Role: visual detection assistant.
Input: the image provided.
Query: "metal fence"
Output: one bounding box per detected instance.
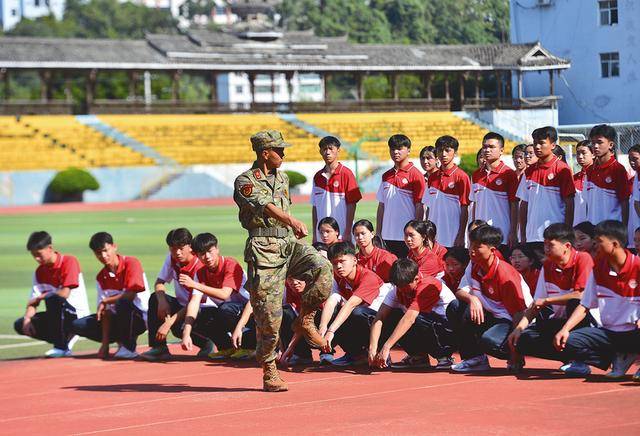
[558,122,640,153]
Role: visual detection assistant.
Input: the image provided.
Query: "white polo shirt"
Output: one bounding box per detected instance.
[584,156,630,225]
[423,164,471,247]
[376,162,425,241]
[95,254,151,321]
[580,252,640,332]
[157,254,204,306]
[573,168,589,226]
[471,161,518,242]
[516,156,575,243]
[311,162,362,240]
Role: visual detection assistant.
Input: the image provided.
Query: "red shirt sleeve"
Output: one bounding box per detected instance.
[558,166,576,199]
[458,172,471,206]
[352,269,383,306]
[615,165,631,201]
[60,256,80,289]
[500,276,527,316]
[376,250,397,282]
[573,252,594,292]
[222,258,244,291]
[344,169,363,204]
[412,169,426,204]
[506,169,518,202]
[123,257,146,293]
[409,280,441,313]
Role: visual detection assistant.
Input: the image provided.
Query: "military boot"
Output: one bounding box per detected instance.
[293,309,327,348]
[263,361,288,392]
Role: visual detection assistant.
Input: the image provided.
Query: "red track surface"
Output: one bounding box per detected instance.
[1,345,637,435]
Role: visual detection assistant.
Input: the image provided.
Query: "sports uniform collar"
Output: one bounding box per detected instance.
[596,155,616,170]
[555,248,578,270]
[106,254,126,275]
[51,251,63,269]
[486,160,505,174]
[323,162,343,177]
[358,245,378,261]
[479,255,500,281]
[440,163,459,177]
[613,249,635,277]
[211,256,225,274]
[537,155,559,170]
[175,254,200,274]
[347,264,363,286]
[394,162,414,173]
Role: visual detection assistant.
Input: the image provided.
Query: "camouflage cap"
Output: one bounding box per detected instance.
[251,130,293,151]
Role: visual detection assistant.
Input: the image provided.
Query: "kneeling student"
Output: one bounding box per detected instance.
[508,223,594,368]
[555,220,640,381]
[14,231,90,357]
[320,241,392,366]
[72,232,150,359]
[369,258,457,370]
[447,225,532,372]
[180,232,249,358]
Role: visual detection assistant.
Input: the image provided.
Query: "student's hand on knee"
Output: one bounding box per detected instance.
[469,296,484,325]
[96,301,107,321]
[231,328,243,349]
[554,329,569,351]
[157,298,170,320]
[156,320,171,341]
[507,328,522,351]
[22,318,35,336]
[181,334,193,351]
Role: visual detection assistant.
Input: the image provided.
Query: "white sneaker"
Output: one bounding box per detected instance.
[605,353,638,379]
[114,346,138,360]
[451,354,490,373]
[45,348,72,358]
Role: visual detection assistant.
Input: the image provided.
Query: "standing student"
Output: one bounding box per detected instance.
[369,258,457,370]
[14,231,90,358]
[573,141,594,226]
[72,232,150,359]
[508,224,595,368]
[447,225,532,372]
[555,220,639,381]
[419,145,439,184]
[320,242,392,366]
[471,132,519,248]
[626,144,640,248]
[423,135,471,248]
[512,144,528,183]
[509,244,541,294]
[353,219,397,282]
[311,136,362,242]
[139,228,208,361]
[585,124,630,228]
[443,247,470,292]
[524,144,538,167]
[517,126,575,251]
[404,220,446,278]
[179,232,250,359]
[377,134,426,258]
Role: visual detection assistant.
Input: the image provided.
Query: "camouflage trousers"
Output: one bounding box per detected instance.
[246,239,332,364]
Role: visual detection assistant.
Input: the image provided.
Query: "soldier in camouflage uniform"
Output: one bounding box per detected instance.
[233,130,333,392]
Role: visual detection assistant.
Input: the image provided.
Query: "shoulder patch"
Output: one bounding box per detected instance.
[253,170,262,179]
[240,183,254,197]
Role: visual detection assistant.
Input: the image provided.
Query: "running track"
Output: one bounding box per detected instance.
[1,346,638,435]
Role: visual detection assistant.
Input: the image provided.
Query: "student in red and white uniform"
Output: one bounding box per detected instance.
[181,232,249,360]
[626,144,640,248]
[319,242,393,366]
[313,216,341,258]
[405,220,446,278]
[555,220,640,381]
[72,232,150,360]
[311,136,362,242]
[14,231,90,358]
[139,228,206,361]
[512,144,528,184]
[573,140,594,225]
[423,135,471,248]
[352,219,397,283]
[584,125,630,229]
[369,258,457,370]
[508,224,595,366]
[376,134,426,258]
[447,225,532,372]
[443,247,470,292]
[419,145,439,184]
[509,244,541,293]
[517,126,575,250]
[472,132,519,247]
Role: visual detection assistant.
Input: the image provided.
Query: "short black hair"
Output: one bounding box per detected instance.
[483,132,505,148]
[574,221,595,238]
[628,143,640,155]
[469,225,503,247]
[532,126,558,143]
[26,231,51,251]
[388,134,411,149]
[89,232,114,251]
[543,223,575,246]
[327,241,356,260]
[319,136,341,149]
[510,244,542,269]
[575,139,594,154]
[589,124,617,142]
[467,219,488,233]
[389,258,419,287]
[444,247,470,267]
[594,220,627,246]
[435,135,459,153]
[512,143,527,157]
[191,232,218,254]
[165,228,193,247]
[318,216,340,233]
[419,145,436,158]
[404,219,437,245]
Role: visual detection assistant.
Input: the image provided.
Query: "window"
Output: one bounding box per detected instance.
[11,8,17,15]
[599,0,618,25]
[600,52,620,78]
[300,84,321,94]
[235,85,244,94]
[34,0,40,6]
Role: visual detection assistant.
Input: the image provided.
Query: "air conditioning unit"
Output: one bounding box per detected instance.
[537,0,553,6]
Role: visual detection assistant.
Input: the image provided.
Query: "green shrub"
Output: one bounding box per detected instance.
[48,168,100,195]
[285,170,307,188]
[458,154,478,177]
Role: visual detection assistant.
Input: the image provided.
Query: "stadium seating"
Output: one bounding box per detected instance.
[297,112,516,159]
[99,114,321,164]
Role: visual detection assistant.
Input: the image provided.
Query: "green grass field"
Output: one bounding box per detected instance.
[0,200,378,360]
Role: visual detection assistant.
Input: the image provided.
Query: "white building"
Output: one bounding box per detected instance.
[510,0,640,124]
[0,0,65,31]
[217,72,324,105]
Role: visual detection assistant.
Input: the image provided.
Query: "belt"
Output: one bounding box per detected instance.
[249,227,289,238]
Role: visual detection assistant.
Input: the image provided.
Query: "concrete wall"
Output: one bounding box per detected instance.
[510,0,640,124]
